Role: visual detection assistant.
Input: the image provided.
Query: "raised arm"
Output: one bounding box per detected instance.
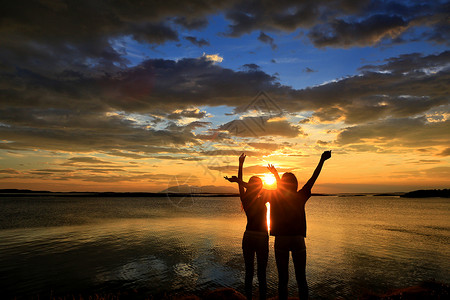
[267,164,280,186]
[238,153,246,198]
[224,153,248,198]
[303,151,331,191]
[224,176,249,188]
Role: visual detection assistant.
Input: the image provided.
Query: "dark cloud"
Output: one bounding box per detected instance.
[303,67,317,73]
[291,51,450,124]
[0,0,231,77]
[308,14,408,48]
[219,117,306,138]
[130,22,179,44]
[0,169,19,174]
[184,36,210,47]
[67,157,113,164]
[1,0,448,160]
[257,32,277,50]
[0,110,202,155]
[336,117,450,148]
[173,16,209,30]
[437,148,450,157]
[0,0,446,83]
[222,0,447,47]
[242,63,261,71]
[223,0,366,37]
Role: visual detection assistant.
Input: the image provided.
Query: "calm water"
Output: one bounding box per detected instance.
[0,195,449,299]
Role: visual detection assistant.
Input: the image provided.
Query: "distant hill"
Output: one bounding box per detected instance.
[0,189,51,193]
[160,184,238,194]
[400,189,449,198]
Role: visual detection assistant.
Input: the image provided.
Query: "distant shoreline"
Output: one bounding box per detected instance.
[0,189,331,197]
[0,189,448,198]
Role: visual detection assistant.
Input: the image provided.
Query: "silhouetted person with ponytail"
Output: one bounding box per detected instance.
[225,153,268,300]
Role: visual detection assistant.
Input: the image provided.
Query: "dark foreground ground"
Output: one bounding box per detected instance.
[17,280,449,300]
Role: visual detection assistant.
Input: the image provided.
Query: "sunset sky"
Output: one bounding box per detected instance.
[0,0,449,193]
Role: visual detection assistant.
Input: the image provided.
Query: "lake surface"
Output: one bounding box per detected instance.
[0,195,449,299]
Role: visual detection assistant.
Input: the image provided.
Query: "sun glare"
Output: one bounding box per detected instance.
[263,173,276,187]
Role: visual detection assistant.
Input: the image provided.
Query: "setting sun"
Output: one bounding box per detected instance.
[263,173,276,188]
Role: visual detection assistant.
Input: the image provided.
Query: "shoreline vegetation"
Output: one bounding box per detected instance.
[0,189,448,198]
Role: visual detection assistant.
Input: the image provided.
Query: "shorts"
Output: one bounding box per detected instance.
[242,230,269,253]
[274,235,306,253]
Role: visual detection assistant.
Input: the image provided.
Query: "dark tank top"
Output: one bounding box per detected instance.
[269,188,311,237]
[242,190,268,232]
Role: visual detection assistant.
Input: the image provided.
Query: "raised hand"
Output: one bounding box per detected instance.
[321,150,332,161]
[224,175,239,182]
[267,163,280,183]
[239,153,246,165]
[267,164,277,174]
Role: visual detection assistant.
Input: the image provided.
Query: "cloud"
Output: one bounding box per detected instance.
[173,16,209,30]
[202,53,224,63]
[223,0,361,37]
[248,142,281,151]
[336,117,450,148]
[200,149,263,157]
[209,165,293,174]
[0,0,446,83]
[1,47,448,156]
[290,51,450,124]
[0,110,202,154]
[222,0,448,47]
[303,67,317,73]
[167,108,208,120]
[67,157,113,164]
[130,22,179,44]
[0,168,19,174]
[242,63,261,71]
[308,14,408,48]
[316,140,330,146]
[184,36,210,47]
[257,32,277,50]
[219,117,306,138]
[392,166,450,179]
[437,148,450,157]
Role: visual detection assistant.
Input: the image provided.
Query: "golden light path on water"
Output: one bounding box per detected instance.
[266,202,270,231]
[262,172,276,231]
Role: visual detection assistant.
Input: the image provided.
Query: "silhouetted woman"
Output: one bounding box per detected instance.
[225,153,268,300]
[268,151,331,300]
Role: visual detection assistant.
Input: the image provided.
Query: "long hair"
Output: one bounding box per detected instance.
[247,176,263,192]
[281,172,298,192]
[242,176,263,210]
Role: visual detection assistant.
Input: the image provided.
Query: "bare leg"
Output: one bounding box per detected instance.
[292,250,308,300]
[256,243,268,300]
[275,248,289,300]
[243,246,255,300]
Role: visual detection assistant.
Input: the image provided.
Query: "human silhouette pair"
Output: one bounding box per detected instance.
[225,151,332,300]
